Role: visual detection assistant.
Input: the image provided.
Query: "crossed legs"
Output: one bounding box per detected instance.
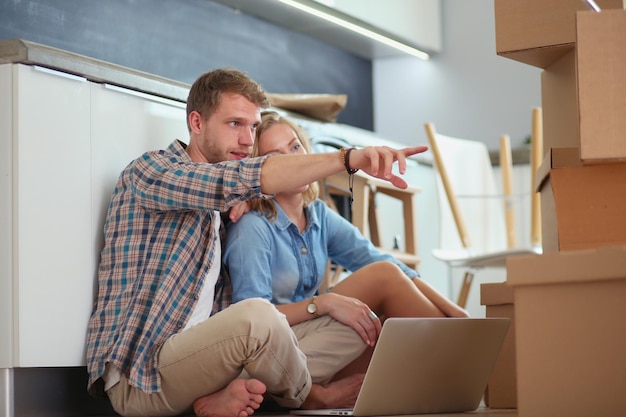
[107,298,310,417]
[107,298,368,417]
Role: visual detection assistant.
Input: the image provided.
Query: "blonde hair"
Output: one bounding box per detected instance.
[251,111,319,221]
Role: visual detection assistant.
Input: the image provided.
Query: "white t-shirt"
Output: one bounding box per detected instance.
[184,212,220,330]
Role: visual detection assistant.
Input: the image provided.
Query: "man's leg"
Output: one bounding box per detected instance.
[107,298,311,416]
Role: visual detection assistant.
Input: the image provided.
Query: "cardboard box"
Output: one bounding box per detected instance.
[536,148,626,252]
[576,9,626,163]
[507,246,626,417]
[480,282,516,409]
[494,0,624,68]
[541,49,578,156]
[540,12,626,161]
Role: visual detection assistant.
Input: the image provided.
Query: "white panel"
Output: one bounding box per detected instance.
[212,0,439,58]
[90,83,188,277]
[15,65,92,366]
[0,65,14,368]
[5,65,188,368]
[327,0,442,51]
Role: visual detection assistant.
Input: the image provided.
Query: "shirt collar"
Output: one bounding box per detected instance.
[169,139,192,162]
[274,201,321,232]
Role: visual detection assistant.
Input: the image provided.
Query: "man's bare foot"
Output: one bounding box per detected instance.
[300,374,365,409]
[193,378,267,417]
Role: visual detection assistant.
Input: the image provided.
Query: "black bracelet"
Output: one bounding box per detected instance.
[341,147,359,174]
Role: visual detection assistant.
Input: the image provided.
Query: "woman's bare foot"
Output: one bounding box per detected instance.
[300,374,365,409]
[193,378,267,417]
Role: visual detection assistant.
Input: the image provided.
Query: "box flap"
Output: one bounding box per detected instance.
[497,44,574,69]
[480,282,514,306]
[507,246,626,287]
[535,147,582,192]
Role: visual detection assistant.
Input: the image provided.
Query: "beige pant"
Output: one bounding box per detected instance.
[107,298,365,416]
[291,314,366,384]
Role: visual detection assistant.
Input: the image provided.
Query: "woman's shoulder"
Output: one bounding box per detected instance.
[227,209,270,232]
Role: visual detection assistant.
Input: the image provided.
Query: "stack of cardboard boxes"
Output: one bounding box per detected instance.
[481,2,626,416]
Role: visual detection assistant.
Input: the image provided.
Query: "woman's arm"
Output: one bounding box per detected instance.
[274,293,379,347]
[319,201,467,318]
[223,214,276,303]
[320,202,416,278]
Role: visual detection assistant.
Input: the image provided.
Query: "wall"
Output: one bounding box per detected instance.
[0,0,373,129]
[372,0,542,315]
[373,0,542,151]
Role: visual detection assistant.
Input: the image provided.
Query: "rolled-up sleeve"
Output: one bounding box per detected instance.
[130,144,272,212]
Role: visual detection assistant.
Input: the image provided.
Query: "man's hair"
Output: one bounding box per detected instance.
[250,111,320,221]
[186,67,270,131]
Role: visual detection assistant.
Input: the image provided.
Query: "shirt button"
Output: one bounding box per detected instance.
[194,293,199,300]
[301,247,308,254]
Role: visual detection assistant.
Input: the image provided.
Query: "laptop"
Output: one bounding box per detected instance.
[291,317,510,416]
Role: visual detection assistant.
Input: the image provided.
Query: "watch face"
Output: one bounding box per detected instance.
[307,301,317,314]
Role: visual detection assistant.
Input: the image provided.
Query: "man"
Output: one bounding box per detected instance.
[86,67,426,417]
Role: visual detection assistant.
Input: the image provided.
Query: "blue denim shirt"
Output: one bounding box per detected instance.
[223,199,418,305]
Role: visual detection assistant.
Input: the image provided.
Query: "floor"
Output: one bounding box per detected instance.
[84,409,518,417]
[258,409,518,417]
[7,367,520,417]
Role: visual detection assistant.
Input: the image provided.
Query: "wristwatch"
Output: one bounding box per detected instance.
[307,296,318,316]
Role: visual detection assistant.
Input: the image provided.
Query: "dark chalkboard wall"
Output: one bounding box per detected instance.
[0,0,373,129]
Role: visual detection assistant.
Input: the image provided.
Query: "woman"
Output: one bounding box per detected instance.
[223,111,468,350]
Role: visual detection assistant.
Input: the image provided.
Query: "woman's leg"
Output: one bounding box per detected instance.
[410,276,470,317]
[291,315,367,385]
[331,261,446,318]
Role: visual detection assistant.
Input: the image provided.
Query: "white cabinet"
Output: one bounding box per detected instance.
[14,65,91,367]
[90,83,188,270]
[0,63,188,367]
[0,64,14,368]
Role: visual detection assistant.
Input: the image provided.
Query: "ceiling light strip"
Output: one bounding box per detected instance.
[275,0,430,60]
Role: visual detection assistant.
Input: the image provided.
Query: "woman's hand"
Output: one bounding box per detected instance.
[229,201,251,223]
[318,293,382,347]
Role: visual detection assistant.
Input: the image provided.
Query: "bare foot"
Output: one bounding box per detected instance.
[193,378,267,417]
[300,374,365,409]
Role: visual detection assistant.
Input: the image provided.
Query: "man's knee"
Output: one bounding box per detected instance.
[230,298,292,336]
[232,297,281,320]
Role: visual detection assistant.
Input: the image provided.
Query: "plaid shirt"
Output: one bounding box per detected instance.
[86,140,271,395]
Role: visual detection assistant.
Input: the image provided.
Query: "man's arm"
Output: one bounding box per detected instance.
[259,146,427,195]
